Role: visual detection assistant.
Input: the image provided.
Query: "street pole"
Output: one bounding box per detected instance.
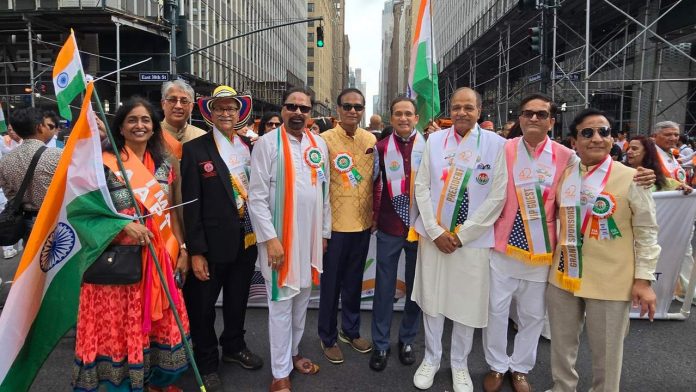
[166,0,178,78]
[177,17,323,61]
[28,19,35,107]
[584,0,591,108]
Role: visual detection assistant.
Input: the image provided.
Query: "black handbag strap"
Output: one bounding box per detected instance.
[10,145,47,210]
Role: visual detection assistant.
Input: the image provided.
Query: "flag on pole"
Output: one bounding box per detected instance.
[0,83,130,391]
[52,30,86,121]
[407,0,441,132]
[0,103,7,133]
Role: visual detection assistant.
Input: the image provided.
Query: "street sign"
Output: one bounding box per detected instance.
[139,72,170,82]
[528,73,541,83]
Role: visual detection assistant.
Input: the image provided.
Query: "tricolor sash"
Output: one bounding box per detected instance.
[103,148,181,331]
[384,130,425,241]
[433,127,481,233]
[212,128,256,248]
[557,156,618,292]
[271,126,326,301]
[657,147,686,183]
[508,138,554,264]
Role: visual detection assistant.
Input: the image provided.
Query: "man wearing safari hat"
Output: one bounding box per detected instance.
[181,85,261,391]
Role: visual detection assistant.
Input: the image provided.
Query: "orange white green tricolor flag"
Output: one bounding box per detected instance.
[52,30,86,121]
[0,83,129,391]
[407,0,440,132]
[0,103,6,133]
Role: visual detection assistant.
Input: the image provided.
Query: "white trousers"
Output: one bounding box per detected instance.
[265,280,312,379]
[423,312,474,369]
[483,270,547,373]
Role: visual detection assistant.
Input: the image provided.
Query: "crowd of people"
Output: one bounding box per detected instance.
[0,78,693,392]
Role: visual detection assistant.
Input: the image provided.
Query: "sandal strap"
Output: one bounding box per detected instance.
[270,378,291,392]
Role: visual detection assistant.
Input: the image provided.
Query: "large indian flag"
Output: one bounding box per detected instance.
[52,30,86,121]
[407,0,441,131]
[0,103,6,133]
[0,83,130,391]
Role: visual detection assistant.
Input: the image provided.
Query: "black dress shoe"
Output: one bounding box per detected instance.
[369,349,390,371]
[202,372,223,392]
[222,348,263,370]
[398,342,416,365]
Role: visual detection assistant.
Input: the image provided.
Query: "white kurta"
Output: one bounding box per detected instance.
[248,128,332,298]
[411,132,507,328]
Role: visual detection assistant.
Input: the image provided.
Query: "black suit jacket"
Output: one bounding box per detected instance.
[182,132,248,263]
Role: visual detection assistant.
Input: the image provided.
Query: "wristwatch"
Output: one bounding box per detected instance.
[180,243,187,251]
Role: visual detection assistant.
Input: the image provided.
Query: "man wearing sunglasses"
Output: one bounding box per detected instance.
[318,87,377,364]
[42,110,60,148]
[546,108,658,392]
[411,87,508,392]
[160,80,207,160]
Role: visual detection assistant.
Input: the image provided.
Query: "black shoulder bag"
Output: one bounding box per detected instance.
[0,146,47,246]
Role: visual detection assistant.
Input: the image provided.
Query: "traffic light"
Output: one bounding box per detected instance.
[316,26,324,48]
[518,0,539,10]
[528,26,542,55]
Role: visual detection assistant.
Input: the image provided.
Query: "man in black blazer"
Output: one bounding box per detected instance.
[182,85,261,392]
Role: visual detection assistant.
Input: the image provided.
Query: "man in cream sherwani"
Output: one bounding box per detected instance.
[411,87,508,392]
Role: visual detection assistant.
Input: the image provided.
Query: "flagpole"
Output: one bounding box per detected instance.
[428,0,436,124]
[89,82,207,392]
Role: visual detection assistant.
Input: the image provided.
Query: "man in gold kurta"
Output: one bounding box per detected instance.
[318,88,377,364]
[547,108,659,392]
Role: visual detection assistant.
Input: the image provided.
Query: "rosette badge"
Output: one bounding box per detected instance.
[589,192,621,240]
[333,152,363,187]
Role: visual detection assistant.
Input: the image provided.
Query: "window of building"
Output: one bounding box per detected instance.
[308,77,314,87]
[308,32,314,42]
[308,47,314,57]
[308,62,314,71]
[309,20,315,27]
[308,3,314,12]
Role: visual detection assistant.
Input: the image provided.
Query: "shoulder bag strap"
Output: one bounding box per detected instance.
[11,145,48,209]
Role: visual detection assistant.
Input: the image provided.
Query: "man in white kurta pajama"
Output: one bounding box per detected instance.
[411,88,508,392]
[248,88,331,392]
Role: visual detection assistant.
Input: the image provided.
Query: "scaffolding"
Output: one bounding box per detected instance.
[437,0,696,137]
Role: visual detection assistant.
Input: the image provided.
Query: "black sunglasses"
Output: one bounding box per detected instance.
[579,126,612,139]
[266,121,281,127]
[341,103,365,112]
[284,103,312,114]
[520,110,550,120]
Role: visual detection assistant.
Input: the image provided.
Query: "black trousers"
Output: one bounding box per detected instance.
[318,230,371,346]
[183,243,257,374]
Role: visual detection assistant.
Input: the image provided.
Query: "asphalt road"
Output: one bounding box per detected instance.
[2,255,696,391]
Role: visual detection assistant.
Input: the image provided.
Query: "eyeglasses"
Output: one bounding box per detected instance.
[212,106,239,115]
[266,121,281,127]
[393,111,415,118]
[579,126,612,139]
[283,103,312,114]
[44,123,56,130]
[341,103,365,112]
[164,97,192,105]
[520,110,551,120]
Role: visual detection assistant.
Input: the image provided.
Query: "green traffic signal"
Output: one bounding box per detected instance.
[316,26,325,48]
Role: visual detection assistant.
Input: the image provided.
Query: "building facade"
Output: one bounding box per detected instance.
[0,0,315,121]
[307,0,345,116]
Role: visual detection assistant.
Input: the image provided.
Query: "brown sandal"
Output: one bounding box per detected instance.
[269,377,291,392]
[292,355,320,375]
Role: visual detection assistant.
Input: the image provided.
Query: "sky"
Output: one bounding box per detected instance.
[344,0,386,120]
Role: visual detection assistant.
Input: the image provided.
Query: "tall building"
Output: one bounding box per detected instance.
[0,0,308,120]
[432,0,696,135]
[307,0,345,116]
[378,0,415,120]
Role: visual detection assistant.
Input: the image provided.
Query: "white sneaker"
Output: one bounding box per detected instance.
[3,248,17,259]
[413,360,439,390]
[451,367,473,392]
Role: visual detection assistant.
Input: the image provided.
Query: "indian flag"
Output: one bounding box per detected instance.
[407,0,441,132]
[0,83,130,391]
[52,30,86,121]
[0,103,6,133]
